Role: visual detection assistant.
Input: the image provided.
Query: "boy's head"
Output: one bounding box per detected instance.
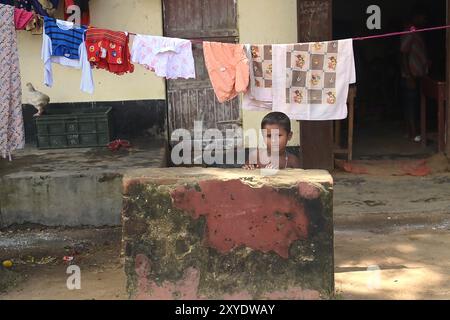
[261,112,293,154]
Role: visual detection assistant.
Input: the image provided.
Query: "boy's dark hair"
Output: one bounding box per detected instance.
[261,112,292,133]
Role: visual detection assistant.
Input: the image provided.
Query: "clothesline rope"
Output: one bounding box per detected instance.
[44,16,208,42]
[13,3,450,44]
[353,25,450,41]
[49,18,450,43]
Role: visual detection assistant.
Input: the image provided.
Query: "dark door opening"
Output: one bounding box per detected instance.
[333,0,447,159]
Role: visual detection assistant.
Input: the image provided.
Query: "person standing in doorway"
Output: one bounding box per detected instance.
[400,7,429,143]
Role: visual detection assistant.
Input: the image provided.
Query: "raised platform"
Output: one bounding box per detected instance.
[0,140,167,227]
[122,168,334,300]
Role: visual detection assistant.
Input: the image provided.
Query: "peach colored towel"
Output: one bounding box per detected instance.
[203,42,250,103]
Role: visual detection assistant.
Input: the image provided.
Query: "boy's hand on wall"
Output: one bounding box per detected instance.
[242,164,259,170]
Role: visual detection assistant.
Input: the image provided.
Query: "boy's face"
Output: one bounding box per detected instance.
[262,124,293,154]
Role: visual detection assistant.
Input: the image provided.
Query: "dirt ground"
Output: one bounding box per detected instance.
[334,224,450,299]
[0,221,449,300]
[0,227,128,300]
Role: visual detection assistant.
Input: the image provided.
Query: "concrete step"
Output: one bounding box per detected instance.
[0,142,167,227]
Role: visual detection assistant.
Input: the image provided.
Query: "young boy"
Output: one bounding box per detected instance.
[243,112,300,170]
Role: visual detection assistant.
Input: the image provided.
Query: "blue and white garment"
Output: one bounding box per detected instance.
[41,17,94,94]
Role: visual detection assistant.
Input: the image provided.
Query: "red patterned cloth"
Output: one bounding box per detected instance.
[14,8,34,30]
[85,28,134,75]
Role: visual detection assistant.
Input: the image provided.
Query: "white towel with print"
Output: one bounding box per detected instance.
[242,44,273,111]
[272,39,356,120]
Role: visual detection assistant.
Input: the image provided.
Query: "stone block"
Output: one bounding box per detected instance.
[122,168,334,300]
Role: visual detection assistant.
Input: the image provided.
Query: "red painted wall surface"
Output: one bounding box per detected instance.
[171,179,310,258]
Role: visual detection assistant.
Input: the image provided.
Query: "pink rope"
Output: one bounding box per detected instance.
[353,25,450,41]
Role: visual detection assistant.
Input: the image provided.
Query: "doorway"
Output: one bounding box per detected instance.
[333,0,447,159]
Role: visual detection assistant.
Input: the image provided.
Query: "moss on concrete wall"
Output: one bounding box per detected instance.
[122,169,334,299]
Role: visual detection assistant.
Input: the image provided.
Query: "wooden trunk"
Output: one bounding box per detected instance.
[297,0,335,170]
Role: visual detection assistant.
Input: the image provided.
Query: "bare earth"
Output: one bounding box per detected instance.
[334,225,450,299]
[1,222,449,300]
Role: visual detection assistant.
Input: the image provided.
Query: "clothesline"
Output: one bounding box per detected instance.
[24,8,450,44]
[353,24,450,41]
[43,16,206,43]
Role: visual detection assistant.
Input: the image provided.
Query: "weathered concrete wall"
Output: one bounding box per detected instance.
[0,141,167,227]
[122,168,334,300]
[0,172,123,227]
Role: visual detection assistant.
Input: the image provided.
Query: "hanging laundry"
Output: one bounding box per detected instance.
[242,44,274,111]
[242,92,272,111]
[0,0,58,33]
[131,35,196,79]
[203,42,249,103]
[8,0,59,17]
[244,40,356,120]
[271,39,356,120]
[64,0,89,26]
[0,3,25,160]
[26,13,44,34]
[14,7,34,29]
[85,28,134,75]
[42,16,94,94]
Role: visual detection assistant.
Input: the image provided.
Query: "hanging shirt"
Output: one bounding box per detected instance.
[0,0,46,33]
[14,7,34,30]
[85,28,134,75]
[203,42,249,103]
[0,3,25,160]
[42,17,94,94]
[131,34,196,79]
[1,0,59,16]
[21,0,58,17]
